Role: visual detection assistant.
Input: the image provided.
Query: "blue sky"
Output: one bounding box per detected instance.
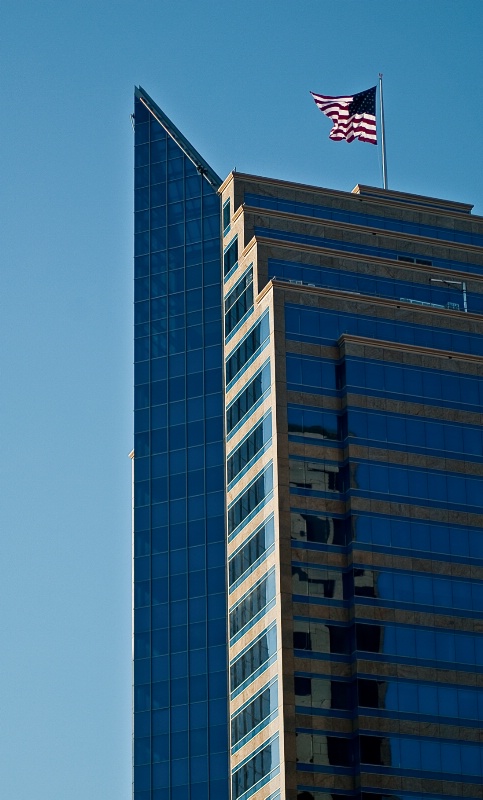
[1,1,482,797]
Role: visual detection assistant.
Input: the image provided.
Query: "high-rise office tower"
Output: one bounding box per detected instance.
[132,88,483,800]
[220,172,483,800]
[132,87,229,800]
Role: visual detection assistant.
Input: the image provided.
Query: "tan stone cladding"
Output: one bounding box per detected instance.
[219,171,482,230]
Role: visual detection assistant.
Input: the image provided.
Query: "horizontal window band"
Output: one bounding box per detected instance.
[353,597,483,619]
[225,306,254,344]
[296,703,483,730]
[225,309,269,366]
[231,732,279,771]
[289,432,483,465]
[290,536,483,565]
[356,764,483,784]
[226,389,271,443]
[285,303,483,358]
[231,709,278,754]
[352,541,483,567]
[230,620,276,666]
[231,675,278,716]
[229,515,276,593]
[287,383,483,416]
[256,225,483,273]
[230,566,276,613]
[227,440,272,492]
[230,544,275,595]
[230,599,276,647]
[357,706,483,728]
[233,766,280,800]
[226,357,271,409]
[269,255,483,315]
[226,340,270,392]
[228,492,274,543]
[228,463,273,511]
[248,195,483,247]
[228,409,272,459]
[227,410,272,487]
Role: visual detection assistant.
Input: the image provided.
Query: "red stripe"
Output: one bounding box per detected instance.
[314,102,350,115]
[311,92,353,104]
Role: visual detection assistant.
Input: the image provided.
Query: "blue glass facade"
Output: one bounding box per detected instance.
[132,88,228,800]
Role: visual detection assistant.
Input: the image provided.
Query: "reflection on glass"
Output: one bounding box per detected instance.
[291,512,349,546]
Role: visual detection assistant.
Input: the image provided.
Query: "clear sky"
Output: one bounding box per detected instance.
[1,1,482,797]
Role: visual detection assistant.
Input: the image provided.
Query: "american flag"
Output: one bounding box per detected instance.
[310,86,377,145]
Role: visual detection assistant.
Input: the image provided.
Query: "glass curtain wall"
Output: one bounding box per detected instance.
[132,89,228,800]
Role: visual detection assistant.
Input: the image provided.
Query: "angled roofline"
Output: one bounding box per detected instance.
[135,86,222,190]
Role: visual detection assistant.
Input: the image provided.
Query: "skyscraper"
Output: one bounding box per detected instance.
[133,88,483,800]
[132,87,228,800]
[220,172,483,800]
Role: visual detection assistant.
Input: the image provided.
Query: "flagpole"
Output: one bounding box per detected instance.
[379,73,388,189]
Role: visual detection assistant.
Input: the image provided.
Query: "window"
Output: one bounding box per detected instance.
[231,680,278,747]
[229,516,275,587]
[288,405,342,441]
[293,619,352,655]
[225,268,254,337]
[226,313,270,384]
[359,735,386,766]
[286,353,337,392]
[292,564,347,600]
[227,413,271,484]
[226,362,270,433]
[224,236,238,276]
[397,255,433,266]
[355,620,483,667]
[351,566,483,614]
[228,464,273,535]
[230,625,277,692]
[294,675,353,710]
[223,199,231,233]
[289,460,346,493]
[296,732,353,767]
[291,512,349,546]
[231,737,279,799]
[230,570,276,637]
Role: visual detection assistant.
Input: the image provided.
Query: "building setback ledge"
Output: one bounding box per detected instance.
[352,183,474,216]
